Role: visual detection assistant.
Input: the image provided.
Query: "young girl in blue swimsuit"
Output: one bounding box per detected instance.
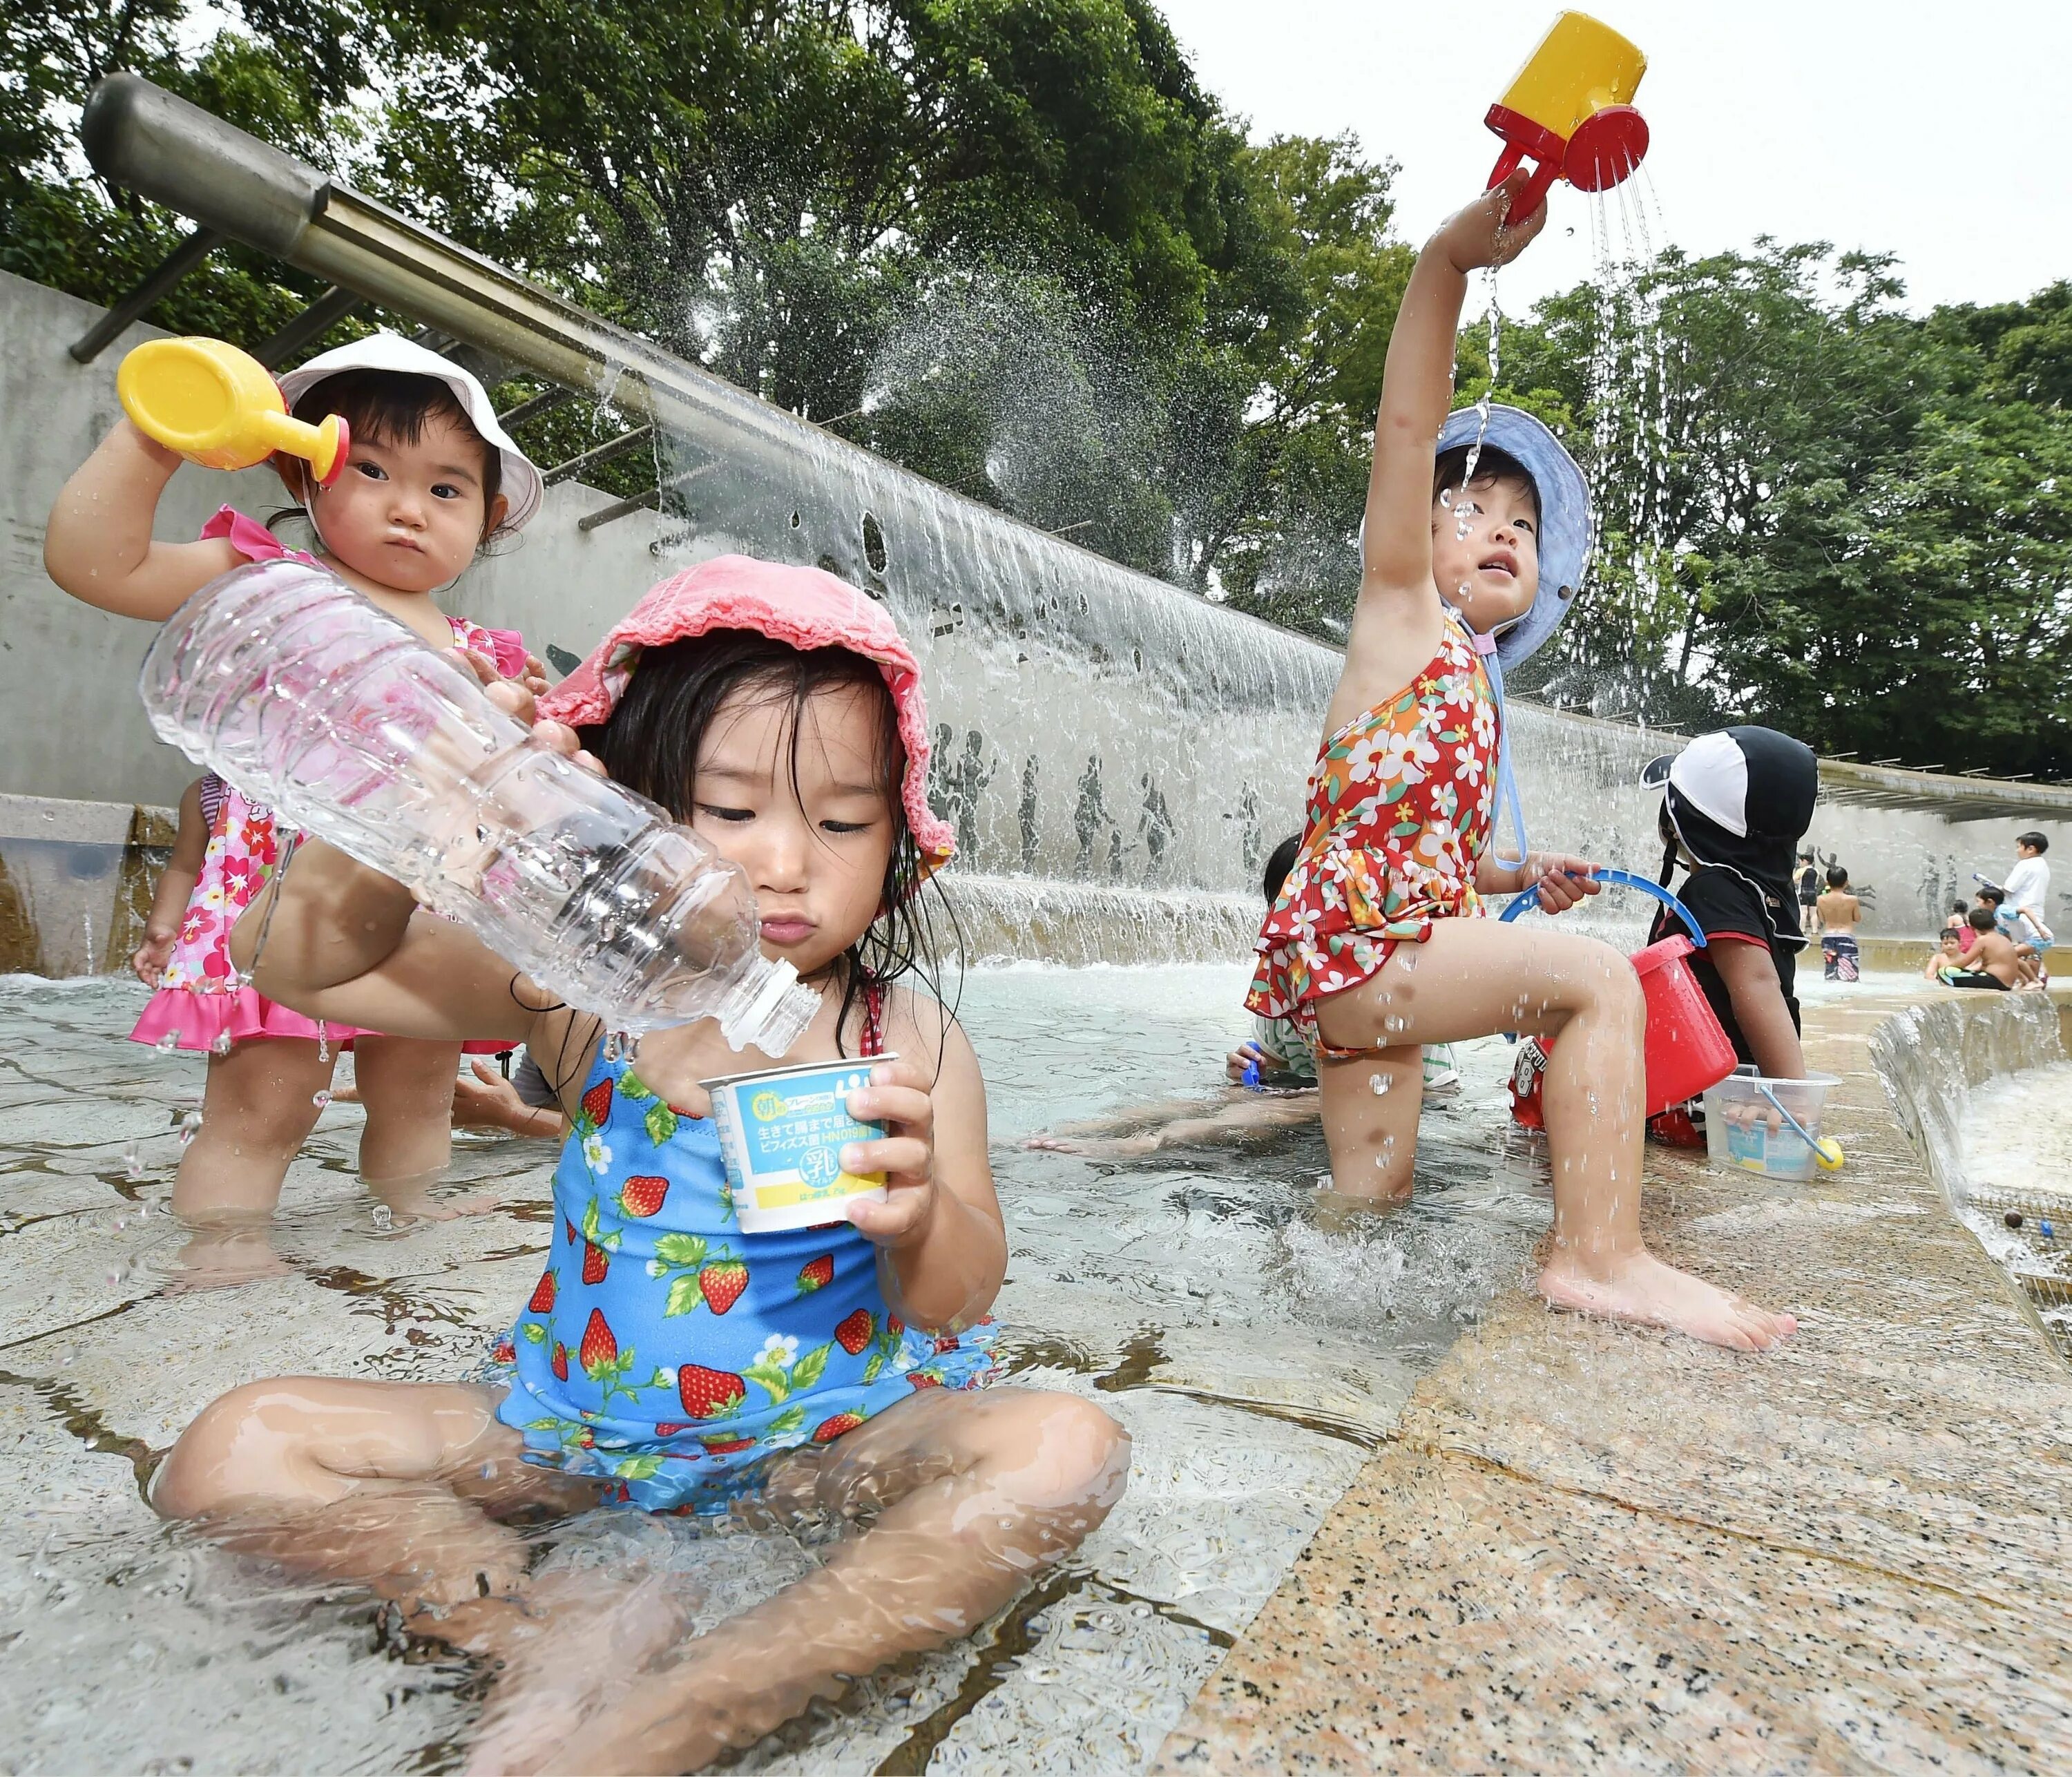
[152,556,1131,1774]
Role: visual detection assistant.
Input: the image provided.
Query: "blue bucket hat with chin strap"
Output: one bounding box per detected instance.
[1431,404,1592,872]
[1435,403,1592,672]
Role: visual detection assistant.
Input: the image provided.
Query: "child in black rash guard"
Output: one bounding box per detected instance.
[1639,727,1819,1146]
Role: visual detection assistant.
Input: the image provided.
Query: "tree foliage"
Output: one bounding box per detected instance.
[3,3,2068,774]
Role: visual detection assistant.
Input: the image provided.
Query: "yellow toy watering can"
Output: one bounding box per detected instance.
[117,337,348,485]
[1486,11,1649,222]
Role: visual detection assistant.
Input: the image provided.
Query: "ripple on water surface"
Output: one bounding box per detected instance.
[0,966,1553,1772]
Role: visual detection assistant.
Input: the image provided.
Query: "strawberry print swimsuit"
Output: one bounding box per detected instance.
[1247,617,1499,1048]
[490,1029,996,1515]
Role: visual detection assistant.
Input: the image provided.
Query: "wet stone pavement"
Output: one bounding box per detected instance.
[0,968,1544,1774]
[1156,989,2072,1775]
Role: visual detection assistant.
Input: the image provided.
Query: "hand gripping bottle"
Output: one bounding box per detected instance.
[136,558,820,1054]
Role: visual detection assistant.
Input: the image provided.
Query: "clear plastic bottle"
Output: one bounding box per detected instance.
[137,558,819,1054]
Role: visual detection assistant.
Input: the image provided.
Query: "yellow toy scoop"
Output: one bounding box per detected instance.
[118,337,347,485]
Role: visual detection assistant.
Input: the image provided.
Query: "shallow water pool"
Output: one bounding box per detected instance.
[0,964,1555,1774]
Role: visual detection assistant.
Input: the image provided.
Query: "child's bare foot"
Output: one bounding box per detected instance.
[1022,1132,1159,1158]
[1538,1250,1797,1351]
[465,1568,691,1776]
[492,1639,773,1777]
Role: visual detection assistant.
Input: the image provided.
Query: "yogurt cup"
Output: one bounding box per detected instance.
[701,1055,894,1233]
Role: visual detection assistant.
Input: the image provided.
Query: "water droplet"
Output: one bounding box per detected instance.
[311,1090,332,1109]
[1370,1073,1392,1096]
[317,1029,330,1063]
[209,1032,233,1057]
[479,1460,499,1480]
[178,1111,202,1146]
[1587,1091,1601,1117]
[154,1030,182,1055]
[372,1204,393,1230]
[122,1140,143,1180]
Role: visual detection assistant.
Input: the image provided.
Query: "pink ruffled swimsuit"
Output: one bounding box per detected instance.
[128,508,529,1057]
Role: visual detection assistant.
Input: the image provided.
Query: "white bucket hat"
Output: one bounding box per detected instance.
[276,331,545,532]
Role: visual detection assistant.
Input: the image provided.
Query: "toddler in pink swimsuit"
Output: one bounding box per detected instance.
[46,332,546,1220]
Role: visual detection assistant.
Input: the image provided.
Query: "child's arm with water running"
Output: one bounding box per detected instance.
[1339,173,1544,729]
[850,999,1007,1333]
[132,778,209,983]
[45,423,244,619]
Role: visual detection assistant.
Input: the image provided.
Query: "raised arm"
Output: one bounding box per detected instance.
[44,422,245,619]
[1359,172,1546,597]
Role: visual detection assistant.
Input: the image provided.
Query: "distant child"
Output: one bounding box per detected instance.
[1796,848,1822,936]
[1944,900,1975,955]
[46,334,546,1219]
[1998,831,2052,984]
[153,558,1129,1773]
[1973,885,2041,987]
[1944,907,2021,989]
[1638,728,1816,1142]
[1922,929,1966,983]
[1247,173,1794,1350]
[129,778,207,985]
[1817,865,1861,981]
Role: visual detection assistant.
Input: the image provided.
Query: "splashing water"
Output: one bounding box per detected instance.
[153,1029,182,1055]
[122,1139,143,1181]
[1455,267,1504,541]
[178,1111,202,1147]
[1370,1073,1392,1097]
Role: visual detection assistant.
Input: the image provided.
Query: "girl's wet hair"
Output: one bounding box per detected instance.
[1432,443,1541,527]
[283,367,507,539]
[1263,834,1303,905]
[577,628,961,1062]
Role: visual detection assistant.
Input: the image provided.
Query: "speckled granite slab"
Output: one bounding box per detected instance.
[1157,992,2072,1775]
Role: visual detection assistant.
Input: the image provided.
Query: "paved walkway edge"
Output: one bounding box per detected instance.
[1155,990,2072,1776]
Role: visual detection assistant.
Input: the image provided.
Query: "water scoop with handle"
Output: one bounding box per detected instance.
[1485,11,1650,222]
[117,336,348,485]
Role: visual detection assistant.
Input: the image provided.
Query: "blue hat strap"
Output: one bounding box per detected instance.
[1472,635,1531,872]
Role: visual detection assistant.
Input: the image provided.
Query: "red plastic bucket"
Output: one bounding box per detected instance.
[1629,934,1737,1116]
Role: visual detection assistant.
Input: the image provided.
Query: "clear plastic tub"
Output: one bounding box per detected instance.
[1702,1066,1841,1180]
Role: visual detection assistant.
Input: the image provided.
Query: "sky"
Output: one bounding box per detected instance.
[1157,0,2069,315]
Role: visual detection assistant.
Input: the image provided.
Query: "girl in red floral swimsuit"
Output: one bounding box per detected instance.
[1249,173,1796,1352]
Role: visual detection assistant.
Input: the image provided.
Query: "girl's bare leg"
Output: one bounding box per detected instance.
[1314,920,1796,1351]
[171,1036,336,1218]
[352,1035,462,1183]
[470,1386,1132,1777]
[155,1378,685,1711]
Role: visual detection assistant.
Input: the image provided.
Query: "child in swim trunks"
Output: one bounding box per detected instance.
[1817,865,1861,981]
[46,333,546,1218]
[153,557,1129,1774]
[1249,173,1795,1352]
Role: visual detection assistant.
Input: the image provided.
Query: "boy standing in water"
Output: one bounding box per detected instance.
[1817,865,1861,981]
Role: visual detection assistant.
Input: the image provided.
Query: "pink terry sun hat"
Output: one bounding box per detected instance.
[539,555,955,876]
